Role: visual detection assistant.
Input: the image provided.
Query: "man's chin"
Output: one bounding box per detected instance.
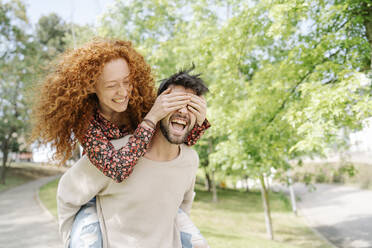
[160,121,190,145]
[167,134,186,145]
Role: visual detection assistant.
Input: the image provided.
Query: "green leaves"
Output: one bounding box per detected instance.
[65,0,372,183]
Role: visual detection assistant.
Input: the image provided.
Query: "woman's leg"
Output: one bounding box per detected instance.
[177,208,209,248]
[69,197,102,248]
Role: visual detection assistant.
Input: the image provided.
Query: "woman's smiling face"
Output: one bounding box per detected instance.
[95,58,133,119]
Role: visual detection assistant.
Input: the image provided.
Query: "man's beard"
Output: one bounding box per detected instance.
[159,120,189,145]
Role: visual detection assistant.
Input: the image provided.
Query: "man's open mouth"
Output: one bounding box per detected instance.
[170,118,188,134]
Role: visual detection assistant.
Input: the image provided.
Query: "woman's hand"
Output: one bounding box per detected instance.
[187,95,207,126]
[144,87,191,125]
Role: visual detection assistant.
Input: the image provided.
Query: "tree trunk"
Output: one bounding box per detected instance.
[211,170,218,203]
[207,138,217,202]
[259,174,274,240]
[265,175,271,192]
[0,150,9,185]
[204,170,212,192]
[288,175,298,216]
[244,175,250,192]
[362,2,372,68]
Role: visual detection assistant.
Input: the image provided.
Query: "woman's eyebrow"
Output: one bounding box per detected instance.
[105,75,130,83]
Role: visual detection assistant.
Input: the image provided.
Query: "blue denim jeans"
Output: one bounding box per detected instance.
[69,198,208,248]
[69,198,102,248]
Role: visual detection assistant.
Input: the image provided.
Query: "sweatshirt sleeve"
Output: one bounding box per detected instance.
[184,119,211,146]
[180,154,199,215]
[180,177,196,215]
[82,122,155,183]
[57,157,110,247]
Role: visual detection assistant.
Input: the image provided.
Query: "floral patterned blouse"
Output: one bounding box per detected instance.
[81,110,211,183]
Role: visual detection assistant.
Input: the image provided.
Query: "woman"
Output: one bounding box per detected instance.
[31,39,209,248]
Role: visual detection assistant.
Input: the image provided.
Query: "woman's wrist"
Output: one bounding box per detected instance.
[143,118,156,129]
[141,121,154,130]
[143,112,158,125]
[140,113,157,130]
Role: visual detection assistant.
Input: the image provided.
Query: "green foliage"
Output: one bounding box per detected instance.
[72,0,372,186]
[1,0,370,235]
[0,0,32,169]
[36,13,67,53]
[293,161,360,184]
[0,1,69,183]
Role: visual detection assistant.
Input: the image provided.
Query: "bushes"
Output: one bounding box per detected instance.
[292,162,371,188]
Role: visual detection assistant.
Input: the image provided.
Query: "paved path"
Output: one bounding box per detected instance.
[293,183,372,248]
[2,176,372,248]
[0,176,63,248]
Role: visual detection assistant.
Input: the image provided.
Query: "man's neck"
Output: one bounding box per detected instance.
[144,128,180,162]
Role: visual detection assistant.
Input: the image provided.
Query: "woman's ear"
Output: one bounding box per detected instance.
[87,83,96,94]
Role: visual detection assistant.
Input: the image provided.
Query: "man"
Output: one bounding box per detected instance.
[57,67,209,248]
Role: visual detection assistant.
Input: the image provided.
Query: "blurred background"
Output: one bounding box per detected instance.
[1,0,372,247]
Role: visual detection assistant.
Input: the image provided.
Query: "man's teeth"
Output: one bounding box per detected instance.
[171,119,187,125]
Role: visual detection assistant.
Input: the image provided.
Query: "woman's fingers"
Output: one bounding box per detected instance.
[166,100,190,108]
[165,95,191,103]
[148,90,207,125]
[167,105,188,112]
[187,105,202,119]
[159,87,172,95]
[189,94,206,107]
[161,91,188,98]
[187,95,206,125]
[187,99,207,114]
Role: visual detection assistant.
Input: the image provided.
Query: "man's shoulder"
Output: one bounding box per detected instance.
[181,144,198,156]
[66,154,104,178]
[181,144,199,167]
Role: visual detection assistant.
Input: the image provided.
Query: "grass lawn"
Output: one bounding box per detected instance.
[0,169,36,192]
[0,162,66,193]
[39,179,332,248]
[39,178,59,217]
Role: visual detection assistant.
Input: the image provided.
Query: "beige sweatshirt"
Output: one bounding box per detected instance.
[57,135,199,248]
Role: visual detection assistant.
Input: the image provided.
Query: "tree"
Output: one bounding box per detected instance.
[208,0,372,239]
[0,0,32,184]
[0,3,69,184]
[73,0,372,240]
[36,13,67,53]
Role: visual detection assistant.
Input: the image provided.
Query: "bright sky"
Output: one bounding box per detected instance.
[25,0,116,25]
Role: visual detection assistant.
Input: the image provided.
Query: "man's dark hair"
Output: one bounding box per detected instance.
[157,64,209,96]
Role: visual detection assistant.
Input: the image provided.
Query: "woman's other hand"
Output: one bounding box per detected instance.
[144,87,191,126]
[187,95,207,126]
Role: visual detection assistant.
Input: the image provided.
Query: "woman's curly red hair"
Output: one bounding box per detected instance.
[31,39,156,165]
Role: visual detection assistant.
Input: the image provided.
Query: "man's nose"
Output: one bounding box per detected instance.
[177,105,188,114]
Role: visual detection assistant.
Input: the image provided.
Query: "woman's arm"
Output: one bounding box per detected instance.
[82,91,209,183]
[82,117,209,183]
[184,119,211,146]
[82,121,155,183]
